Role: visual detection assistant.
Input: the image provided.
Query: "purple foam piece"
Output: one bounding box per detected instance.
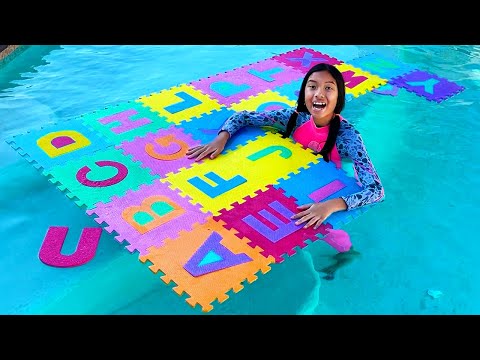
[372,83,400,96]
[190,59,304,107]
[39,226,102,267]
[390,70,464,102]
[87,181,210,255]
[116,125,201,177]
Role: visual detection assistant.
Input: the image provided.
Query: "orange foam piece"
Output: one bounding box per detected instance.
[139,217,275,312]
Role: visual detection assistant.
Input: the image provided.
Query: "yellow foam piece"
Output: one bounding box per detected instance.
[136,84,223,125]
[336,63,388,97]
[163,132,319,216]
[229,90,297,112]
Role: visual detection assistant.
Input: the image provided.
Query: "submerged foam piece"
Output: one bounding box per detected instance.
[9,47,460,312]
[389,70,465,103]
[178,108,268,152]
[372,83,400,97]
[349,53,416,80]
[139,217,275,313]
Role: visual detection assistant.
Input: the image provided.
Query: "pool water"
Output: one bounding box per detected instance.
[1,45,479,315]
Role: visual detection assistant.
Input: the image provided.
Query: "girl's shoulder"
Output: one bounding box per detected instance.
[339,116,359,132]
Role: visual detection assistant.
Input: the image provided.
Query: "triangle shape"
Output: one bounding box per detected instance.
[184,231,252,277]
[199,250,223,266]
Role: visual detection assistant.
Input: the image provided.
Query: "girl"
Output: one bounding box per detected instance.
[187,63,384,231]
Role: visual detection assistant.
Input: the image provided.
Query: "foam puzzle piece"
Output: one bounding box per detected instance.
[272,47,343,73]
[179,107,236,145]
[336,63,388,98]
[139,218,275,312]
[390,69,465,103]
[45,147,159,209]
[214,185,332,263]
[87,180,210,255]
[80,100,171,143]
[5,119,113,171]
[7,47,466,312]
[272,78,303,102]
[349,53,416,80]
[39,226,102,267]
[116,125,201,177]
[137,84,224,125]
[229,89,296,113]
[163,132,319,216]
[189,59,305,107]
[274,159,368,229]
[372,84,400,97]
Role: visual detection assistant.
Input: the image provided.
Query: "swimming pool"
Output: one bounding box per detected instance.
[1,45,479,315]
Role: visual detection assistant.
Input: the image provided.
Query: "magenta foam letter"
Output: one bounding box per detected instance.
[39,226,102,267]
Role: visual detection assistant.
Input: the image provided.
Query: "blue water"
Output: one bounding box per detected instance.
[1,45,479,315]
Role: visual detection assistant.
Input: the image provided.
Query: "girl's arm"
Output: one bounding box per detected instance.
[187,107,299,161]
[219,108,296,137]
[337,122,385,210]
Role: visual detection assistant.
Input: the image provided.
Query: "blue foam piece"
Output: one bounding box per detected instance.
[274,159,368,229]
[178,107,236,144]
[349,53,416,81]
[272,78,302,102]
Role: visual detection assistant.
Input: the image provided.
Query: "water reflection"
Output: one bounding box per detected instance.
[0,45,62,92]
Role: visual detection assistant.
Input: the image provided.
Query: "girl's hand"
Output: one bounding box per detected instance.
[291,198,347,229]
[186,131,230,161]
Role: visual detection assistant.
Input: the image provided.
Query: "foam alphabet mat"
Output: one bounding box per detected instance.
[6,47,465,312]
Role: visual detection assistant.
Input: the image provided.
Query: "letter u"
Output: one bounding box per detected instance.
[38,226,102,267]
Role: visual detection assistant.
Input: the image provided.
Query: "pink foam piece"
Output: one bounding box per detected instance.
[308,179,346,202]
[322,228,351,252]
[38,226,102,267]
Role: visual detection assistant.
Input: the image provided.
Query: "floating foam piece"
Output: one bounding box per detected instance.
[390,69,465,103]
[39,226,102,267]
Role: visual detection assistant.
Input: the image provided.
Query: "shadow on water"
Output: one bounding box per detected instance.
[0,45,62,92]
[316,247,362,281]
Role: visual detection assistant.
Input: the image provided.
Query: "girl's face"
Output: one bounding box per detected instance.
[304,70,338,127]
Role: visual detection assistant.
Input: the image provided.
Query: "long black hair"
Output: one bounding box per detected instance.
[280,63,346,162]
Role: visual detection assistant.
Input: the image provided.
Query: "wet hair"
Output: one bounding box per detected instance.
[280,63,346,162]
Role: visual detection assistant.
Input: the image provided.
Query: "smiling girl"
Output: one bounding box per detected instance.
[186,63,385,231]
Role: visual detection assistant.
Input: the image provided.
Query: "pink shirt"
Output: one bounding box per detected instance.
[292,115,342,168]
